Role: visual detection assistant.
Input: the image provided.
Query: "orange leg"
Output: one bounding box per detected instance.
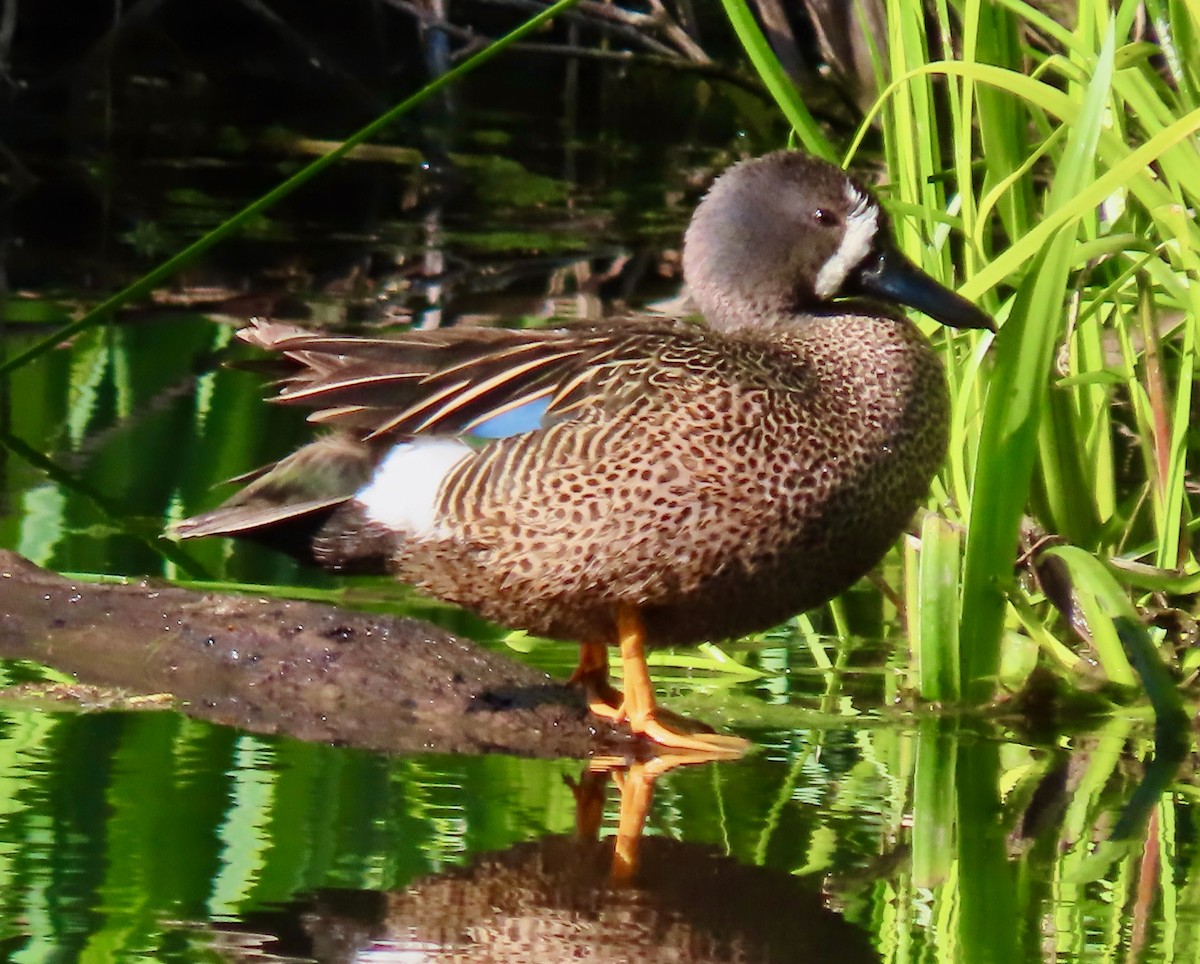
[568,639,624,719]
[615,604,748,756]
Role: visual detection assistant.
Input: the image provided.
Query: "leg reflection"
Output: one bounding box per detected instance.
[568,752,734,885]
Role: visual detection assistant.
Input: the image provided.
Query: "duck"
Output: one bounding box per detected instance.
[172,150,993,755]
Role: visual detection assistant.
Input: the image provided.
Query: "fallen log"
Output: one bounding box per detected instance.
[0,550,629,758]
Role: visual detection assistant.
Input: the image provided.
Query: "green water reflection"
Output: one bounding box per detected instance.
[0,705,1190,960]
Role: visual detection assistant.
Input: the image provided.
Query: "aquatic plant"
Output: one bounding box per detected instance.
[730,0,1199,714]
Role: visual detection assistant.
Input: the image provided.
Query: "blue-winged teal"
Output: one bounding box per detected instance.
[174,151,993,754]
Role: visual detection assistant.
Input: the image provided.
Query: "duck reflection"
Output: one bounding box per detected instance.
[204,758,879,964]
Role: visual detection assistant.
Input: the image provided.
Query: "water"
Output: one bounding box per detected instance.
[1,17,1193,961]
[0,698,1182,961]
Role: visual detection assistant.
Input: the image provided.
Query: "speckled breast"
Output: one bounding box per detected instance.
[639,313,950,645]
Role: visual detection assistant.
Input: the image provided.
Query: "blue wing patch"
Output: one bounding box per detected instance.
[469,396,552,439]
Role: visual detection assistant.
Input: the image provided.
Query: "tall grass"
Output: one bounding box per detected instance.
[740,0,1199,710]
[724,8,1198,955]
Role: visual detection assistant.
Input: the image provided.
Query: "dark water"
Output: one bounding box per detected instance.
[1,11,1195,962]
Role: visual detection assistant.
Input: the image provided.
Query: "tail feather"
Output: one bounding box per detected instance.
[170,495,348,541]
[171,434,382,566]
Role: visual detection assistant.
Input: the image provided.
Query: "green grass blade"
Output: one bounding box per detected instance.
[912,512,961,701]
[1152,209,1199,568]
[959,23,1118,700]
[1042,550,1138,689]
[964,107,1200,300]
[971,2,1033,243]
[1104,559,1200,594]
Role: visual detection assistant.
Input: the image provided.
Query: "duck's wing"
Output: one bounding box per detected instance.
[241,317,695,440]
[171,318,701,547]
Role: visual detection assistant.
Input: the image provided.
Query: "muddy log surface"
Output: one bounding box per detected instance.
[0,551,630,758]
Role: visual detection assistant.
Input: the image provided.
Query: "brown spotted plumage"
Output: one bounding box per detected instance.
[174,151,993,754]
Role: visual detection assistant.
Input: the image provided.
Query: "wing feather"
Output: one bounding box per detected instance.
[237,317,698,441]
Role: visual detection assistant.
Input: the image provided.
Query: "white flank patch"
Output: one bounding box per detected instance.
[813,183,879,299]
[355,438,472,538]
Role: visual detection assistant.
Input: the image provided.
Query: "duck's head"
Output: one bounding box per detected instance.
[683,151,994,333]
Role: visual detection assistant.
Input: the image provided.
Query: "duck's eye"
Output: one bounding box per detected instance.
[812,208,840,227]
